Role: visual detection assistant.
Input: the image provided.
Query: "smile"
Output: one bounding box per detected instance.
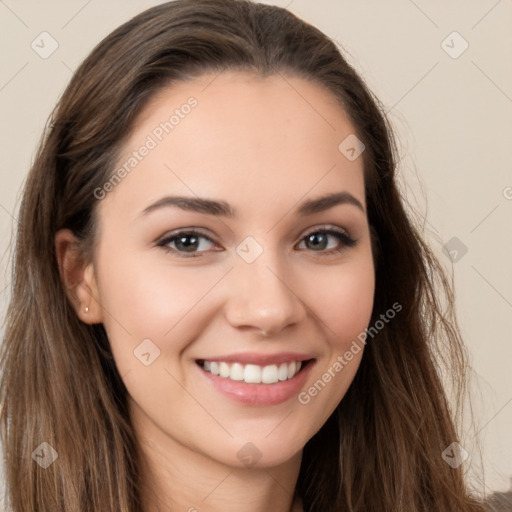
[199,360,303,384]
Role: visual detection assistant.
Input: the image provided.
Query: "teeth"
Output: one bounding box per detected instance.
[200,360,304,384]
[219,362,230,378]
[244,364,261,383]
[230,363,244,381]
[278,363,289,381]
[288,361,296,379]
[210,361,219,375]
[261,364,278,384]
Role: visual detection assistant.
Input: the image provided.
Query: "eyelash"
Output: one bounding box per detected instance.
[155,226,357,258]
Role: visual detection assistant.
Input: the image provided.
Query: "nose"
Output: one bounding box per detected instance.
[223,247,307,337]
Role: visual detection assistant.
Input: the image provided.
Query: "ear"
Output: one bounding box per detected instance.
[55,229,103,324]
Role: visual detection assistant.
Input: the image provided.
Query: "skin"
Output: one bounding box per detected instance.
[56,71,375,512]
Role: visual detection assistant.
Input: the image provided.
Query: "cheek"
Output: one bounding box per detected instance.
[93,244,217,370]
[298,255,374,415]
[307,256,375,347]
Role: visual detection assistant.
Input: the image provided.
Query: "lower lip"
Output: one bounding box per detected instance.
[197,360,315,406]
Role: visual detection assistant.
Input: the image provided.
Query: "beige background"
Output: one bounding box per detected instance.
[1,0,511,503]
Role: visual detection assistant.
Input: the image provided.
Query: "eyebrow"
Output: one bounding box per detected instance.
[140,191,365,218]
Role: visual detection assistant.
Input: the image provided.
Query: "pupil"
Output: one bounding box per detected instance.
[178,235,198,251]
[308,233,326,250]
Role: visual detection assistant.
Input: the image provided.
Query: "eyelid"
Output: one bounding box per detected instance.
[300,224,352,239]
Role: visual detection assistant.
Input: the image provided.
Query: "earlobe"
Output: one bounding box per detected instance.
[80,264,103,324]
[55,228,103,324]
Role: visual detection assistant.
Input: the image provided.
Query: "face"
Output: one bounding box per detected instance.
[86,71,375,469]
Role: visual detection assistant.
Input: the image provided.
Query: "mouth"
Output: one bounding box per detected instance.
[195,358,315,385]
[195,357,316,406]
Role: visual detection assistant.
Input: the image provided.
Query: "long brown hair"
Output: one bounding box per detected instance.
[0,0,487,510]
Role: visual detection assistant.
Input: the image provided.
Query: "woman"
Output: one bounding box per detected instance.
[0,0,488,510]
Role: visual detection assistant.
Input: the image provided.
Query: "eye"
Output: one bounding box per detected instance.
[156,229,218,258]
[297,226,356,254]
[156,226,356,258]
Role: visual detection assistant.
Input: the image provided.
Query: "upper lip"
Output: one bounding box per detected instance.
[196,352,314,366]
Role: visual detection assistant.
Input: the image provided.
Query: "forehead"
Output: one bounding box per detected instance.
[98,71,365,221]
